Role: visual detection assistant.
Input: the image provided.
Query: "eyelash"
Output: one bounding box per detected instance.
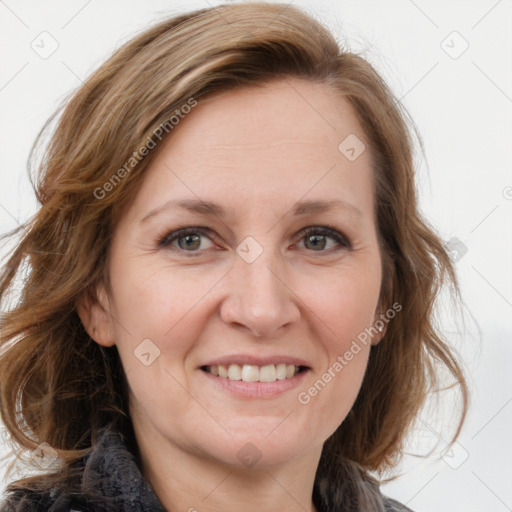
[157,225,352,256]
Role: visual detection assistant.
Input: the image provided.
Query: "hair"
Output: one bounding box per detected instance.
[0,1,468,508]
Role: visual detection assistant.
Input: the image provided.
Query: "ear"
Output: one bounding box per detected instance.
[76,283,116,347]
[370,326,386,346]
[370,309,388,346]
[373,252,394,346]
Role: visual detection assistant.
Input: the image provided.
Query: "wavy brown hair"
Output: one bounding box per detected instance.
[0,1,468,507]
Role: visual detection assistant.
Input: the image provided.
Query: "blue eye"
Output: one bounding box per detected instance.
[158,225,351,256]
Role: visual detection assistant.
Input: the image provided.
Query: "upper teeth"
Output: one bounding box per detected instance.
[205,364,300,382]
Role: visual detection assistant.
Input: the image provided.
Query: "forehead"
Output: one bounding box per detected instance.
[125,78,375,224]
[165,78,368,163]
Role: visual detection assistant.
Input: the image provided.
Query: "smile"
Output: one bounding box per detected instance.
[202,363,307,382]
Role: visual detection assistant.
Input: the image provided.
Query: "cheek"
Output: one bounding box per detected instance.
[106,259,229,408]
[106,261,212,423]
[301,261,382,344]
[108,259,218,341]
[296,262,380,425]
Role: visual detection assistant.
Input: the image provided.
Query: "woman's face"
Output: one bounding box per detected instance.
[87,78,384,468]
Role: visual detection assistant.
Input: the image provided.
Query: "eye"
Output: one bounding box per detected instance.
[157,225,352,256]
[158,227,216,254]
[296,226,351,252]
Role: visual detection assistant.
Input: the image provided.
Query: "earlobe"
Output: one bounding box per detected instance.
[76,284,116,347]
[371,323,386,346]
[371,310,388,346]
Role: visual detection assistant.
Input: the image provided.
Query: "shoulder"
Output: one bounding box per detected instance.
[0,427,133,512]
[0,488,89,512]
[0,426,163,512]
[382,495,415,511]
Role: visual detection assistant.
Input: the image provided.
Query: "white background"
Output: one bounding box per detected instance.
[0,1,511,511]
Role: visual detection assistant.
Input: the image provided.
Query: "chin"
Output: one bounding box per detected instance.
[198,427,318,470]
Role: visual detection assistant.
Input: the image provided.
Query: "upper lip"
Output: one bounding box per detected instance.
[200,355,311,368]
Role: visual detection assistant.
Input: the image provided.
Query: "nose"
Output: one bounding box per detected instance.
[219,248,301,338]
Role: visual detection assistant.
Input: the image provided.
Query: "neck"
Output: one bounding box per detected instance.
[134,423,322,512]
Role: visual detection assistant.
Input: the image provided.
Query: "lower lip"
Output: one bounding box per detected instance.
[199,368,310,398]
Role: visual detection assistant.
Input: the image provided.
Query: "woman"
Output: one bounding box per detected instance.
[0,2,468,511]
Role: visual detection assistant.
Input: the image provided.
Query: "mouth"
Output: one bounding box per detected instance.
[200,363,309,383]
[199,357,311,398]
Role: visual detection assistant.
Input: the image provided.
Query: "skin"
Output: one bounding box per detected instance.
[78,77,387,512]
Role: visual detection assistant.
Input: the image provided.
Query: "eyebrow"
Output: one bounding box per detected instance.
[140,198,363,224]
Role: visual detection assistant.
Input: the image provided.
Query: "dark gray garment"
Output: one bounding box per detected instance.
[0,427,414,512]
